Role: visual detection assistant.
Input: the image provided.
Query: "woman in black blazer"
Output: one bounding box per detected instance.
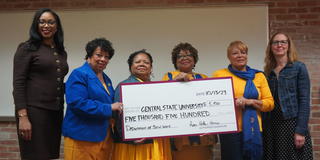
[13,8,68,160]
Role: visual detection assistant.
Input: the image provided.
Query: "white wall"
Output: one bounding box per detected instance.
[0,5,268,116]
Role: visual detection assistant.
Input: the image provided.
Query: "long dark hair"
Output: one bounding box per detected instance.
[26,8,65,53]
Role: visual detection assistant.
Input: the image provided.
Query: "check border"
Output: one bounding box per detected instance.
[120,77,239,141]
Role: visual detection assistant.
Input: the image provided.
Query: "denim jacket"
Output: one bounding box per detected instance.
[267,61,310,135]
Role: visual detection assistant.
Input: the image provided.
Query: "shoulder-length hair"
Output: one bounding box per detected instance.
[264,32,298,76]
[26,8,65,53]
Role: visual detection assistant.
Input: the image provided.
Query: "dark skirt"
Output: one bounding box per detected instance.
[16,107,63,160]
[220,132,244,160]
[263,104,313,160]
[220,132,263,160]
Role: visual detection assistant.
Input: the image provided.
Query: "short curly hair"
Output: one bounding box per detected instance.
[171,42,198,69]
[85,38,114,60]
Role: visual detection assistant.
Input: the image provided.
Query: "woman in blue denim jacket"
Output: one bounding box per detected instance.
[263,32,313,160]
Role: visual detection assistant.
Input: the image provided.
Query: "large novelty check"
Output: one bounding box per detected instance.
[120,77,238,140]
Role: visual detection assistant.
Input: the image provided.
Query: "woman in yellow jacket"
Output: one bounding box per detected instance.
[212,41,274,160]
[162,42,216,160]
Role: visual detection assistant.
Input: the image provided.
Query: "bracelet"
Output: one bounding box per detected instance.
[18,113,28,118]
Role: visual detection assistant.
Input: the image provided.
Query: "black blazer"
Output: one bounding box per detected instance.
[13,42,68,111]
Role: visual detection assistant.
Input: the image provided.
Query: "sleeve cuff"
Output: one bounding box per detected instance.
[295,127,307,136]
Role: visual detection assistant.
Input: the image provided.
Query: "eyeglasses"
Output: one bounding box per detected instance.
[177,53,193,59]
[271,40,288,46]
[38,20,56,26]
[94,53,110,59]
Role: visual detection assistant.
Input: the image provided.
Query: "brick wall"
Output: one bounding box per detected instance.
[0,122,19,160]
[0,0,319,160]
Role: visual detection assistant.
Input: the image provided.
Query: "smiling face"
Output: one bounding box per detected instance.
[228,46,248,71]
[271,33,289,58]
[38,12,57,41]
[130,53,152,79]
[87,47,110,73]
[176,50,195,73]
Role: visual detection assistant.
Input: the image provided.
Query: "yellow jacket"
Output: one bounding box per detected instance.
[162,70,208,81]
[162,70,216,150]
[212,68,274,131]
